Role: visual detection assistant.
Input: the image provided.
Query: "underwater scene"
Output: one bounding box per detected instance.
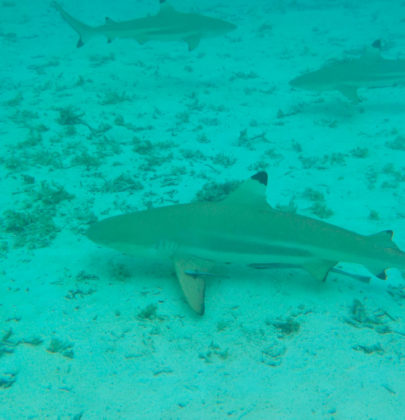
[1,0,405,418]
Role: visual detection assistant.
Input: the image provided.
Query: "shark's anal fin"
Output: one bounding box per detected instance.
[364,231,398,280]
[303,260,336,282]
[174,256,212,315]
[337,85,360,103]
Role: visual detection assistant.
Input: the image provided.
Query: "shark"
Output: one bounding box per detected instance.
[290,47,405,102]
[86,172,405,315]
[52,0,236,51]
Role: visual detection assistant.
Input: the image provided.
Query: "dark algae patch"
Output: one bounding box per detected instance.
[47,338,74,359]
[269,318,301,338]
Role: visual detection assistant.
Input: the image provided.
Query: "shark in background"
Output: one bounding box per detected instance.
[290,43,405,102]
[52,0,236,51]
[86,172,405,315]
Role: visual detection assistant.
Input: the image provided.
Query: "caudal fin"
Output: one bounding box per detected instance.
[52,2,95,47]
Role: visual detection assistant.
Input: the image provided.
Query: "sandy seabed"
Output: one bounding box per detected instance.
[1,0,405,418]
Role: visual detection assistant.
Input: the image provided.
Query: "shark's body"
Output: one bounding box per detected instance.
[87,172,405,314]
[53,1,236,50]
[290,48,405,102]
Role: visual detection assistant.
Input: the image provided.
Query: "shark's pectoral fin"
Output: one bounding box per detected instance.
[184,35,201,51]
[303,260,336,282]
[337,85,360,103]
[174,256,213,315]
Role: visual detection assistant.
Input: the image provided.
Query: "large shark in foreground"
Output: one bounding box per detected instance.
[52,0,236,51]
[290,47,405,102]
[86,172,405,314]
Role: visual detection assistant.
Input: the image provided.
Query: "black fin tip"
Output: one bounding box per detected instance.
[376,270,387,280]
[251,171,268,186]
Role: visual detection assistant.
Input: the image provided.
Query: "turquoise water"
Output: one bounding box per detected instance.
[1,0,405,418]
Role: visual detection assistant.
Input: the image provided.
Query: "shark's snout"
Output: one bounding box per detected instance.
[86,218,119,246]
[289,75,305,88]
[86,223,102,244]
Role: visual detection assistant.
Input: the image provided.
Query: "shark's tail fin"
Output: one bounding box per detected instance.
[52,2,95,48]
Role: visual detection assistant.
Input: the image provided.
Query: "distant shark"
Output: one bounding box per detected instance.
[86,172,405,315]
[52,0,236,51]
[290,46,405,102]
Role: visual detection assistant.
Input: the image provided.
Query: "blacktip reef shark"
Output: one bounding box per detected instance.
[86,172,405,315]
[52,0,236,51]
[290,45,405,102]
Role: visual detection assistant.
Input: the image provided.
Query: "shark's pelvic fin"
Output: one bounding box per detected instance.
[337,85,360,103]
[184,35,201,51]
[303,260,337,282]
[174,256,212,315]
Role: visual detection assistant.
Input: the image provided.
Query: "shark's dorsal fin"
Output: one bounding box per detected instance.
[337,85,360,103]
[371,39,383,51]
[361,46,382,61]
[368,230,398,249]
[159,0,175,14]
[222,171,270,208]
